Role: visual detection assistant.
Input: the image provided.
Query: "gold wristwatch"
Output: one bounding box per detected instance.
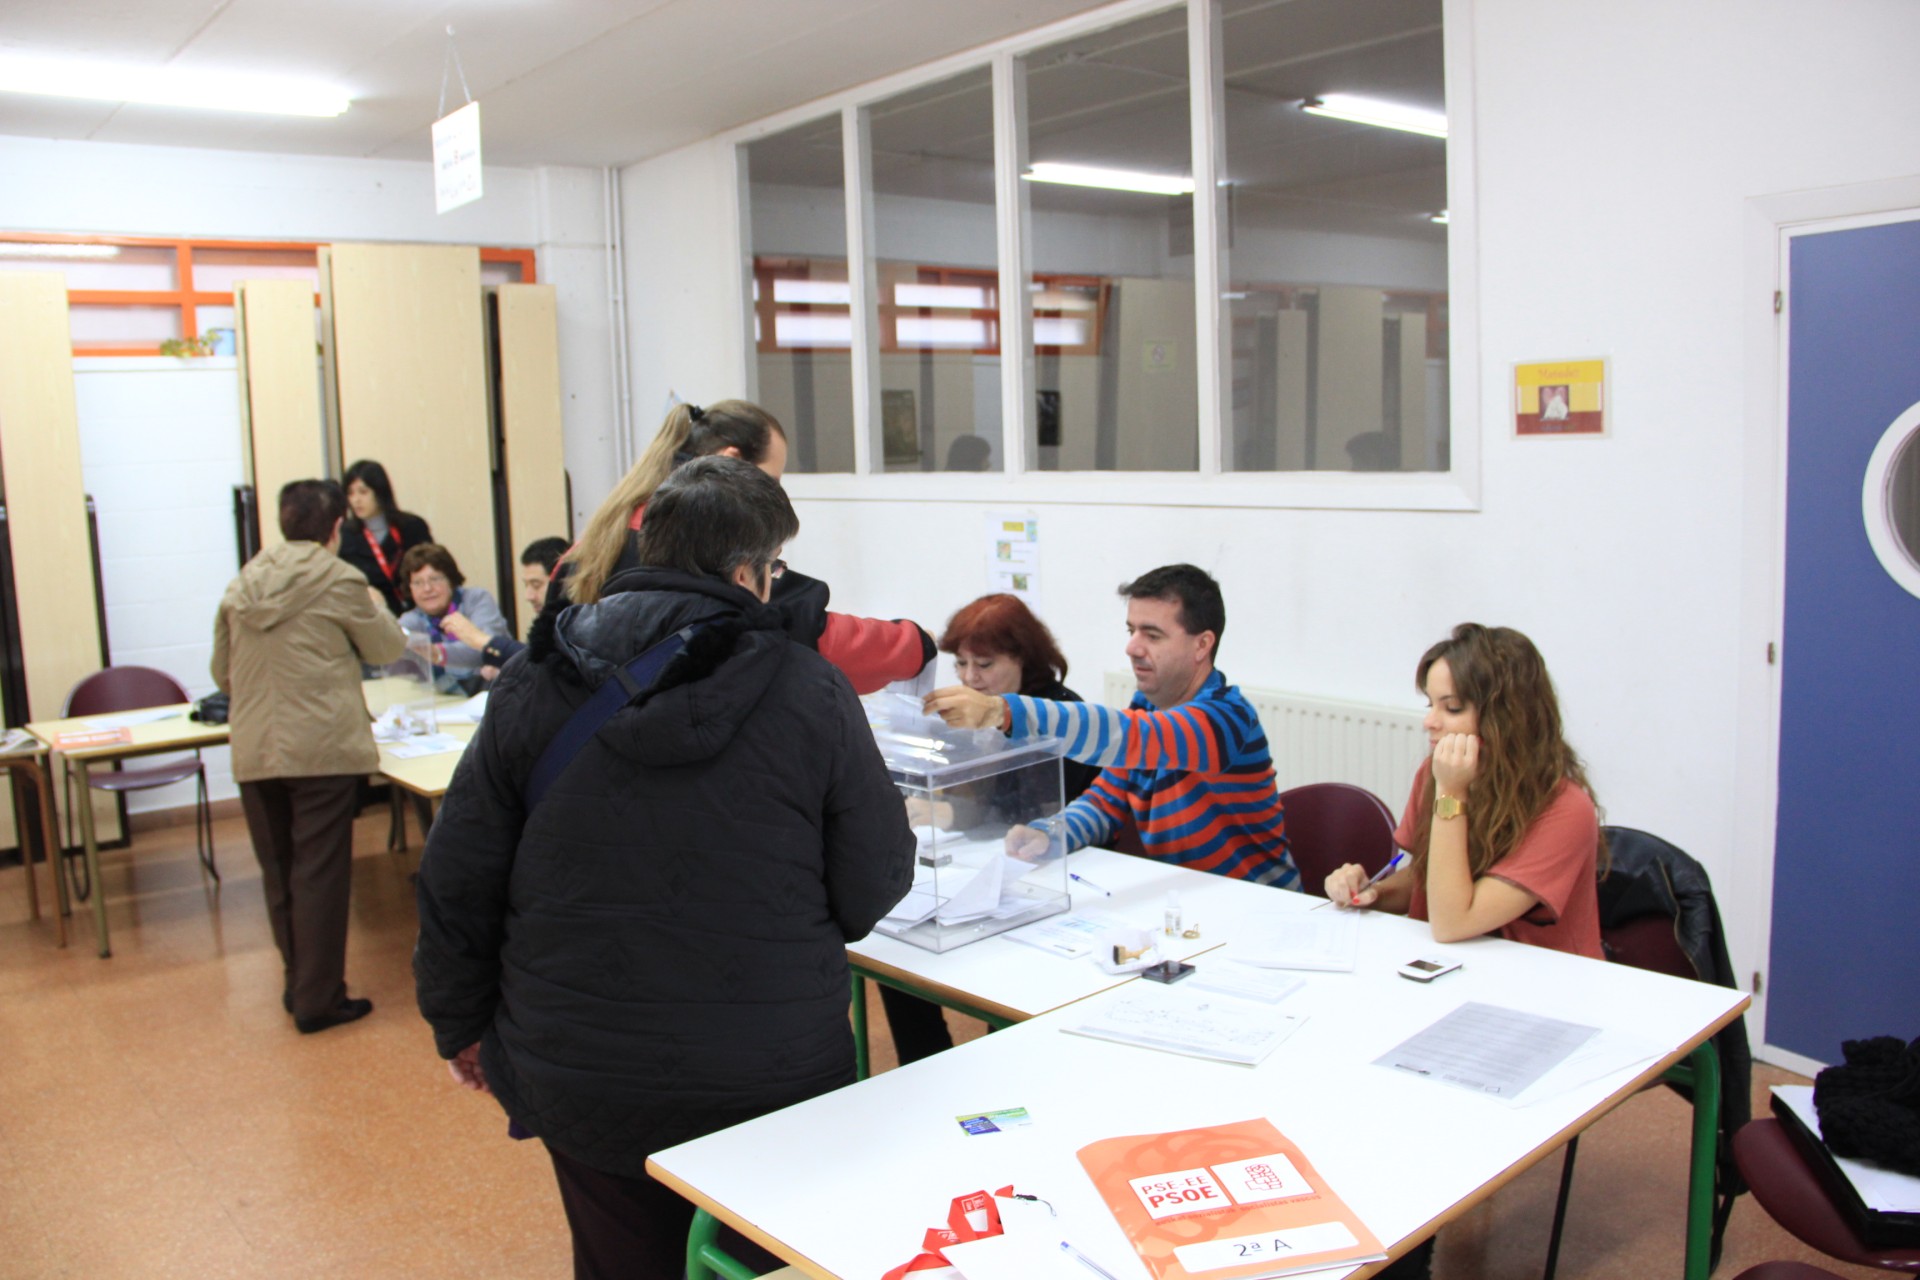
[1435,793,1466,821]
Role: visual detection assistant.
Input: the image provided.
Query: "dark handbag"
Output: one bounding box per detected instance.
[191,692,230,724]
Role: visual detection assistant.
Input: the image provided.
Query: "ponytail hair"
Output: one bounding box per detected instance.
[567,399,787,605]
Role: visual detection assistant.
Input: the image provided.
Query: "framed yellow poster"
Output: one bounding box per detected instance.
[1514,358,1607,437]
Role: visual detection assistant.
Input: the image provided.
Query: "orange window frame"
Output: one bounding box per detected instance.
[753,255,1106,358]
[0,231,537,357]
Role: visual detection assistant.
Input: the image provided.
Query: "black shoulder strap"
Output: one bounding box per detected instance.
[523,622,706,811]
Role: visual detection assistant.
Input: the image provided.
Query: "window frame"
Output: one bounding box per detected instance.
[728,0,1479,511]
[0,231,537,358]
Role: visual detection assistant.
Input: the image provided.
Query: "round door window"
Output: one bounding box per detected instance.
[1862,400,1920,599]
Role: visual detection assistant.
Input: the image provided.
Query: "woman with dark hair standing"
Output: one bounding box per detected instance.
[1324,622,1606,959]
[881,593,1101,1065]
[338,459,433,615]
[559,400,931,694]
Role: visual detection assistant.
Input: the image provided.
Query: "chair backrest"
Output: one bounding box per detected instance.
[1595,825,1710,982]
[1278,781,1396,898]
[64,666,190,718]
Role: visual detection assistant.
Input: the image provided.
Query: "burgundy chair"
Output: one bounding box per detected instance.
[1734,1265,1854,1280]
[1276,781,1396,898]
[1733,1119,1920,1273]
[62,666,217,899]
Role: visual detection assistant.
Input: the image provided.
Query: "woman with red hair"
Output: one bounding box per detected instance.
[881,594,1100,1064]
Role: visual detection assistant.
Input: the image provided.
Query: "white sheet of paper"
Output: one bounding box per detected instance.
[81,708,185,731]
[936,855,1006,924]
[1505,1028,1662,1108]
[945,1233,1099,1280]
[1775,1085,1920,1212]
[437,691,489,724]
[1375,1002,1601,1099]
[384,733,467,759]
[881,886,940,927]
[1232,911,1360,971]
[1062,984,1307,1066]
[1000,910,1126,959]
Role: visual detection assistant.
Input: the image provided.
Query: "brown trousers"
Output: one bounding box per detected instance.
[238,775,360,1020]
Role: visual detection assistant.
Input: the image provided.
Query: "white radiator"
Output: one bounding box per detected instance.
[1102,673,1426,808]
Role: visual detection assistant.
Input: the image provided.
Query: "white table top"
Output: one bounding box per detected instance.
[849,848,1291,1022]
[658,894,1747,1280]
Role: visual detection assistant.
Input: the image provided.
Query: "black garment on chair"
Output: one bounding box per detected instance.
[1596,825,1754,1261]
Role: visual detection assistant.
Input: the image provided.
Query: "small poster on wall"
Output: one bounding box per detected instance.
[985,511,1040,600]
[1514,359,1607,437]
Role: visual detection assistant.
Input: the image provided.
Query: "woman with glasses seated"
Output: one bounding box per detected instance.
[1322,622,1606,960]
[396,544,510,694]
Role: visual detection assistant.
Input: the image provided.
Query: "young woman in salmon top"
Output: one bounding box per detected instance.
[1324,622,1607,959]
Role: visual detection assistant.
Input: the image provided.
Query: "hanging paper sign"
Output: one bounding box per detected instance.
[432,100,483,214]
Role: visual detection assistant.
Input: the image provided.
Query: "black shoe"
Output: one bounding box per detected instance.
[295,997,373,1034]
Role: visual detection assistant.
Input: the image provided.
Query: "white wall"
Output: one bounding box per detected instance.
[617,0,1920,1012]
[74,359,247,811]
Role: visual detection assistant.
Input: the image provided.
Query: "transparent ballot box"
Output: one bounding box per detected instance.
[363,632,439,739]
[867,693,1070,953]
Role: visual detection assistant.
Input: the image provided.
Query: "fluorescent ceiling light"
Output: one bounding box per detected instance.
[1302,94,1447,139]
[1023,162,1194,196]
[0,242,122,259]
[0,56,351,117]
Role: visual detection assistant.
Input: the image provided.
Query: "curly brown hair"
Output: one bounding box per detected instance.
[1408,623,1607,880]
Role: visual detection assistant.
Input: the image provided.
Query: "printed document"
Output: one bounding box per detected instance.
[1063,984,1306,1066]
[1375,1002,1600,1099]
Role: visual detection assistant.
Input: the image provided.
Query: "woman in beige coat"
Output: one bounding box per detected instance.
[212,480,406,1033]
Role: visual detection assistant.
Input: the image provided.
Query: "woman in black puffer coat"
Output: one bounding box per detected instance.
[414,458,914,1277]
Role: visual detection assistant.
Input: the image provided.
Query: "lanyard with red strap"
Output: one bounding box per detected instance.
[362,526,399,583]
[882,1187,1033,1279]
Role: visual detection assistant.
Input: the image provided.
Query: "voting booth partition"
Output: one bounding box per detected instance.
[236,247,567,640]
[0,273,123,858]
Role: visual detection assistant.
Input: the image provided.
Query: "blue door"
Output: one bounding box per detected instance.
[1770,215,1920,1065]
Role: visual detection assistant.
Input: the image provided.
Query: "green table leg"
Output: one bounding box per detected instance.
[851,972,870,1081]
[75,759,109,958]
[687,1208,762,1280]
[1681,1039,1721,1280]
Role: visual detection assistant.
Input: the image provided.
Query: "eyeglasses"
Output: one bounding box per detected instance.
[769,559,787,580]
[412,573,451,590]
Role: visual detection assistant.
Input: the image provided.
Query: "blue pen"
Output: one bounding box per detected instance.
[1314,849,1406,910]
[1068,872,1111,897]
[1061,1241,1121,1280]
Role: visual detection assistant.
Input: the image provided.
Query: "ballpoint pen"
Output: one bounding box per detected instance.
[1313,849,1406,910]
[1060,1241,1122,1280]
[1068,872,1111,897]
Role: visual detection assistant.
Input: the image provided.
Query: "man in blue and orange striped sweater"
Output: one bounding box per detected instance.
[925,564,1297,889]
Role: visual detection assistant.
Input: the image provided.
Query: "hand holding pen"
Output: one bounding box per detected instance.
[1315,849,1406,910]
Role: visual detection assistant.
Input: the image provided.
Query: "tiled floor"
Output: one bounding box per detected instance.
[0,812,1886,1279]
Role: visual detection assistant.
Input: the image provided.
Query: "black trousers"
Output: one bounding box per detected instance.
[878,984,954,1065]
[238,775,360,1020]
[546,1145,782,1279]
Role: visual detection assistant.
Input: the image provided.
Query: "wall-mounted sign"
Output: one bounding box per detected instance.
[432,101,483,214]
[1514,358,1606,437]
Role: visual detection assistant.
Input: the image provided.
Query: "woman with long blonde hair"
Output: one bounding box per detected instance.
[555,399,929,694]
[1324,623,1606,958]
[566,401,786,607]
